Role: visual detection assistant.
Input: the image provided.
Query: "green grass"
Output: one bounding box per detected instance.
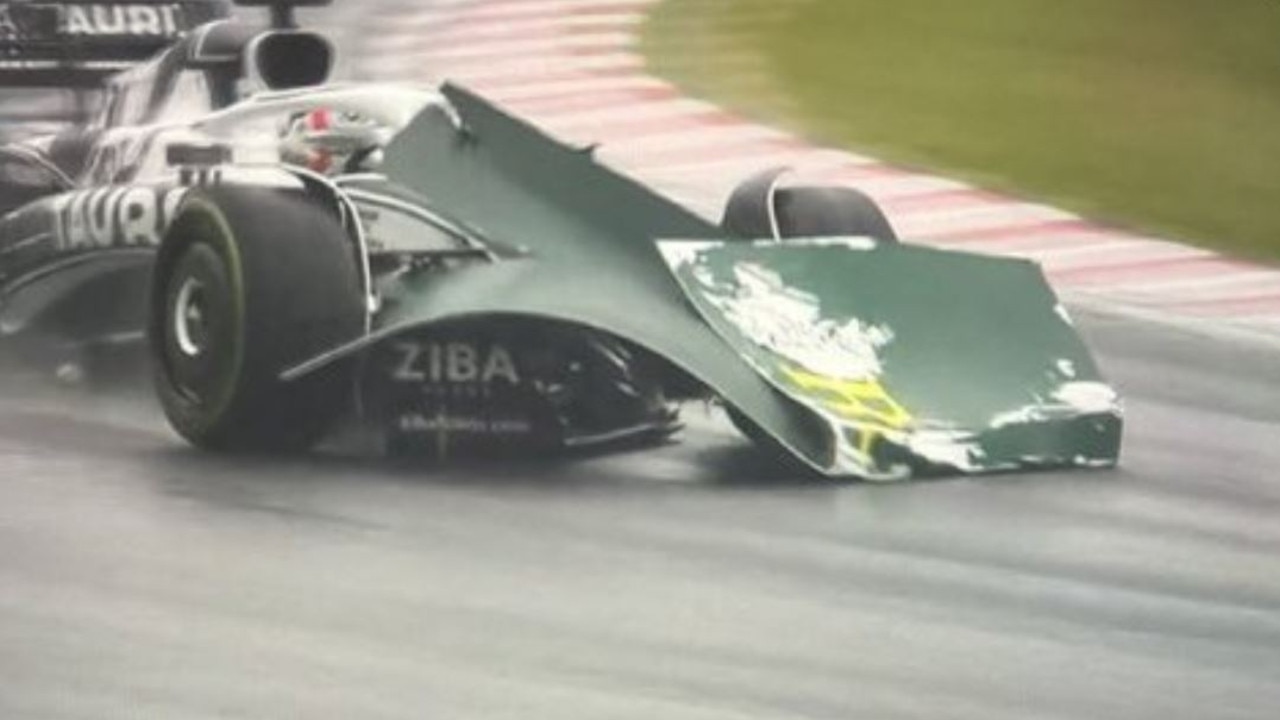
[643,0,1280,260]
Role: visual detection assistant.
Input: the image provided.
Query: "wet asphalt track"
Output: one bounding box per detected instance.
[1,309,1279,720]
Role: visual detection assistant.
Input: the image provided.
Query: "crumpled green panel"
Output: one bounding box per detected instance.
[373,83,1121,479]
[659,239,1122,479]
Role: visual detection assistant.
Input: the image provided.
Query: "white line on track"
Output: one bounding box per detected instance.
[928,232,1131,258]
[530,97,717,125]
[453,0,650,22]
[841,176,978,201]
[393,10,642,37]
[595,125,794,159]
[1234,312,1280,324]
[1011,240,1158,263]
[618,149,812,175]
[890,204,1076,237]
[438,53,644,82]
[631,149,864,180]
[1034,243,1212,272]
[435,17,643,44]
[476,75,669,103]
[418,33,634,62]
[1113,270,1280,295]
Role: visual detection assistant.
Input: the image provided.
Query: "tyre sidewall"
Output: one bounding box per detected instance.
[150,186,363,452]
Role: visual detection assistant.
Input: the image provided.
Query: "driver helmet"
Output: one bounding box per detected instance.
[279,108,385,175]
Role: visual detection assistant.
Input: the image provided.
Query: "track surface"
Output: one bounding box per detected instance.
[2,311,1279,720]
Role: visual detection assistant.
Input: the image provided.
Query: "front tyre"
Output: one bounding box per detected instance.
[149,186,364,452]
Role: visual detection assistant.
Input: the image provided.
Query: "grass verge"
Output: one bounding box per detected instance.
[643,0,1280,261]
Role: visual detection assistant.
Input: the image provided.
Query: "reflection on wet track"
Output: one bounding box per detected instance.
[2,310,1279,719]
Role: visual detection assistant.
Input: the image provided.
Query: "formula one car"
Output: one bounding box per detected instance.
[0,0,1122,480]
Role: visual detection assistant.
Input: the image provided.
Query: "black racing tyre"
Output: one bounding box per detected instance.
[148,185,364,452]
[773,186,899,242]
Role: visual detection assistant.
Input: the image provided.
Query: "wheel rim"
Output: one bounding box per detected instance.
[161,242,238,409]
[173,277,209,358]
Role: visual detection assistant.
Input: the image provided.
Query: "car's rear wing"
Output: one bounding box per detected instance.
[0,1,231,88]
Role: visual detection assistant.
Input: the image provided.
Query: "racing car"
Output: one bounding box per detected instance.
[0,0,1123,480]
